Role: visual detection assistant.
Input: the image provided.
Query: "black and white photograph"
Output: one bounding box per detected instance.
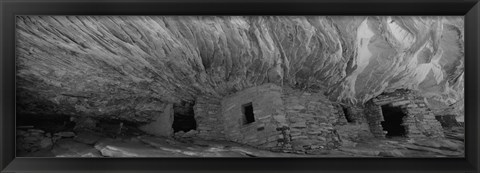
[15,16,465,158]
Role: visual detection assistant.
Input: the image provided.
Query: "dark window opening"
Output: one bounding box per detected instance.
[342,106,353,123]
[242,102,255,124]
[435,115,460,128]
[380,104,407,138]
[172,101,197,133]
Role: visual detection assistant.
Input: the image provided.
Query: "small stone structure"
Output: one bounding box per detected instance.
[141,84,445,153]
[366,89,444,138]
[281,87,342,152]
[174,83,344,152]
[193,96,226,140]
[220,83,342,152]
[221,84,286,150]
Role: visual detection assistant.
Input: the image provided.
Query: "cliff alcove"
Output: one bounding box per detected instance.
[15,16,465,157]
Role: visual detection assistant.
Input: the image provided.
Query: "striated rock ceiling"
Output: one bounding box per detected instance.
[16,16,464,122]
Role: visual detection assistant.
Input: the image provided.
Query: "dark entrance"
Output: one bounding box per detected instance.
[380,104,407,138]
[342,106,353,123]
[172,101,197,132]
[242,102,255,125]
[435,115,460,128]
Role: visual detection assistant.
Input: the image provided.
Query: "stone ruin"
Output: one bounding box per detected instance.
[366,89,444,139]
[138,83,447,153]
[14,16,464,157]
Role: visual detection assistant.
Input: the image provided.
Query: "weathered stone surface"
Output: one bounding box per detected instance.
[191,83,343,152]
[52,139,102,157]
[19,131,463,157]
[335,123,373,145]
[139,103,174,137]
[403,144,462,156]
[194,97,225,140]
[378,150,405,157]
[444,126,464,142]
[95,139,190,157]
[96,137,287,157]
[16,16,464,123]
[412,138,464,151]
[339,147,380,156]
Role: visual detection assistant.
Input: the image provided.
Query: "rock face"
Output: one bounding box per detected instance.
[16,16,464,123]
[139,104,174,137]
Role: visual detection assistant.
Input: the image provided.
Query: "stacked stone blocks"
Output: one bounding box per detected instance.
[370,90,444,138]
[193,96,226,140]
[282,88,341,152]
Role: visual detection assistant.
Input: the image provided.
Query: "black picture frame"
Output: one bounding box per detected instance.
[1,0,479,172]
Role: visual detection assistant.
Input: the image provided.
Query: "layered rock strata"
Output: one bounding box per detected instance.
[17,16,464,124]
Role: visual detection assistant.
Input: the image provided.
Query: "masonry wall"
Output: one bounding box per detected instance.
[364,100,387,138]
[221,83,286,149]
[370,90,444,138]
[333,105,374,147]
[193,85,444,152]
[342,106,369,124]
[282,87,342,152]
[193,96,226,140]
[221,83,344,153]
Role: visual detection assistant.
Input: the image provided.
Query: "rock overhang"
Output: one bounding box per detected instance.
[16,16,464,122]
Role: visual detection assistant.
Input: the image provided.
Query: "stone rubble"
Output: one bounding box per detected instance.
[17,129,53,153]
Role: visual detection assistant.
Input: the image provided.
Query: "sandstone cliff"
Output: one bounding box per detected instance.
[16,16,464,122]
